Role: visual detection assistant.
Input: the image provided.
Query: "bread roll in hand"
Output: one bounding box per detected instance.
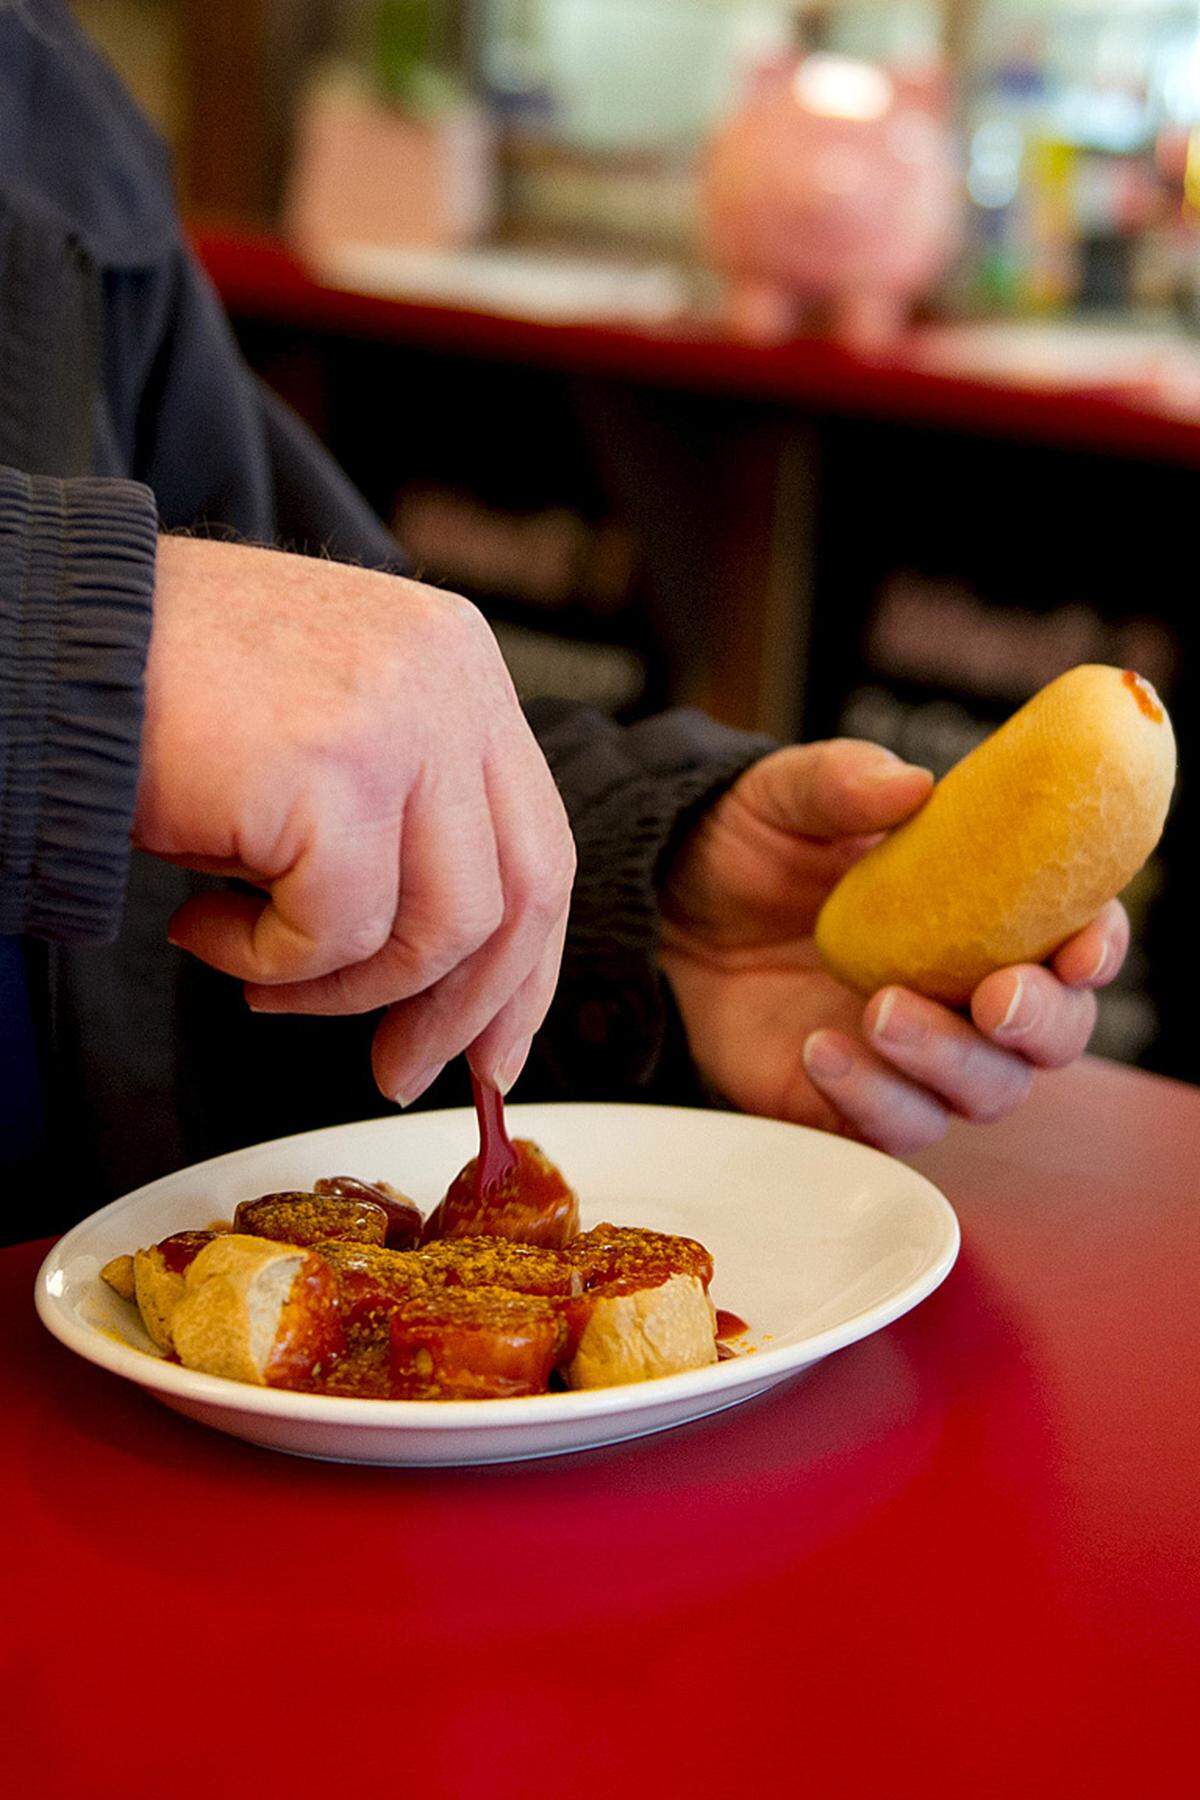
[816,665,1177,1005]
[170,1235,344,1388]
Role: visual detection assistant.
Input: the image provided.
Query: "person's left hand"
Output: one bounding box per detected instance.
[659,740,1129,1153]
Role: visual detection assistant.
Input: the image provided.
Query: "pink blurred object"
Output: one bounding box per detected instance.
[702,55,962,349]
[286,75,495,261]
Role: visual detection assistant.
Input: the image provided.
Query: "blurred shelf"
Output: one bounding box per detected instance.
[192,221,1200,468]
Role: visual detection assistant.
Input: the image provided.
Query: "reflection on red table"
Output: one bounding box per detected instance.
[3,1058,1197,1798]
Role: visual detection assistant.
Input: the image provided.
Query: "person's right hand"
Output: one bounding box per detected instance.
[135,538,575,1104]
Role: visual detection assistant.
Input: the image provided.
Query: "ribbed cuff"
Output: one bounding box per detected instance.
[532,705,774,1097]
[0,467,158,941]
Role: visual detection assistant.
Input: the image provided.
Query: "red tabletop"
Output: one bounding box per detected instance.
[4,1058,1197,1798]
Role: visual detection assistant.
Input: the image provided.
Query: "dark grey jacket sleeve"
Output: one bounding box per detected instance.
[0,463,158,941]
[523,701,772,1097]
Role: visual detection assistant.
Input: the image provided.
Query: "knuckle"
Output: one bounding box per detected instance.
[962,1084,1022,1125]
[553,828,578,895]
[888,1116,947,1155]
[431,584,479,626]
[428,587,496,654]
[438,891,505,963]
[957,1045,1032,1122]
[341,915,392,965]
[544,847,578,917]
[530,806,577,907]
[475,888,508,944]
[507,857,572,931]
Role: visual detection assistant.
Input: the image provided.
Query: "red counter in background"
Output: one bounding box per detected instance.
[193,223,1200,469]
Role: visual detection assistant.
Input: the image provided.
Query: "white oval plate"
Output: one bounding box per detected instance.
[35,1103,958,1466]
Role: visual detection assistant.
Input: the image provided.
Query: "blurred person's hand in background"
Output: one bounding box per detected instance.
[659,740,1128,1152]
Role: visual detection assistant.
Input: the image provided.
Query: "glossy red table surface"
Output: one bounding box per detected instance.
[4,1059,1197,1798]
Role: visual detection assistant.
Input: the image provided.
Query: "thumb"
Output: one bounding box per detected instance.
[737,740,934,841]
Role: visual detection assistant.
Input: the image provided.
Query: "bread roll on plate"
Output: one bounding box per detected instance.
[170,1235,344,1388]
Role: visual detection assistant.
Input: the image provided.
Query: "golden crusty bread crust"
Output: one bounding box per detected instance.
[816,665,1178,1004]
[133,1249,186,1353]
[170,1236,342,1387]
[565,1273,717,1389]
[132,1233,219,1353]
[100,1254,136,1304]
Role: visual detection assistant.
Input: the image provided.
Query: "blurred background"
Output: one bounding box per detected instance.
[73,0,1198,1083]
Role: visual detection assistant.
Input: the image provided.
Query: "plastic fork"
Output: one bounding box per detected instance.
[471,1070,519,1197]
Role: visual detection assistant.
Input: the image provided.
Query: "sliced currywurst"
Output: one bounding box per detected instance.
[169,1235,344,1387]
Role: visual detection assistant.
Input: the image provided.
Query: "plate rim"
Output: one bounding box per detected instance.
[35,1102,960,1432]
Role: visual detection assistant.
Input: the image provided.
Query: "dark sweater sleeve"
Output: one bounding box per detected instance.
[0,463,158,941]
[523,700,773,1099]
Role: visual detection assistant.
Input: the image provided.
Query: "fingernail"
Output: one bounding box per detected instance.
[493,1037,533,1097]
[393,1063,442,1109]
[864,756,933,786]
[995,974,1039,1040]
[1085,940,1112,986]
[803,1032,854,1082]
[872,988,927,1049]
